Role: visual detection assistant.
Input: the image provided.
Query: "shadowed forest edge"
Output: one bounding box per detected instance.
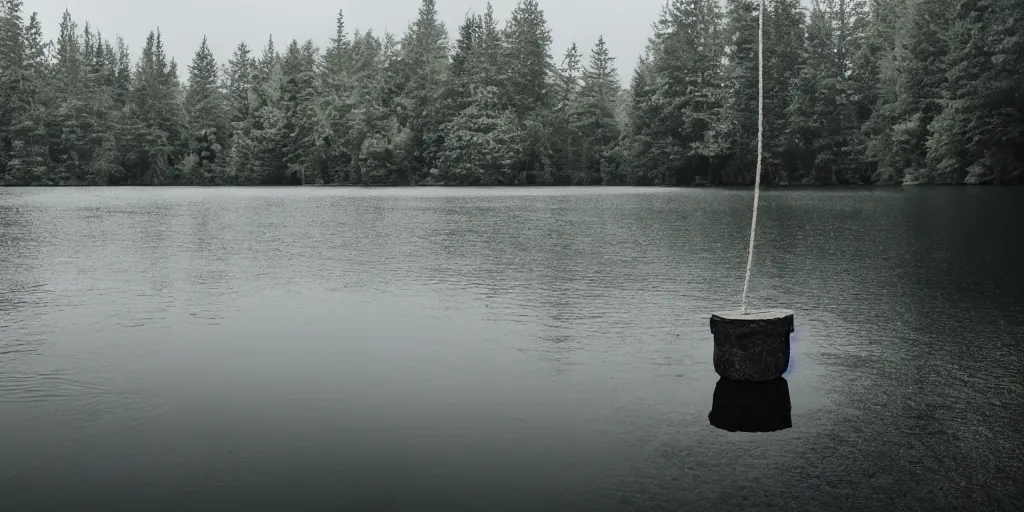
[0,0,1021,187]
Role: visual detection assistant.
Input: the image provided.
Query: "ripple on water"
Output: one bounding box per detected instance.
[0,187,1022,510]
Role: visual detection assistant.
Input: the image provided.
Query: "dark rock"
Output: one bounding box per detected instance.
[709,309,794,382]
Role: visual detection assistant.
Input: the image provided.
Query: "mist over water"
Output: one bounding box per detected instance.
[1,187,1022,511]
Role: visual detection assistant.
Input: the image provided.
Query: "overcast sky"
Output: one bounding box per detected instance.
[28,0,670,83]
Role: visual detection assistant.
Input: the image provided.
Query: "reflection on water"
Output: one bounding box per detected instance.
[1,186,1023,511]
[709,377,793,433]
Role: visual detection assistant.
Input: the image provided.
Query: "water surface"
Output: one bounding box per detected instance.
[1,186,1022,511]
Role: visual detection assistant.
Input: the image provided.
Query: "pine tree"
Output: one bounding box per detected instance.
[926,0,1024,184]
[340,30,384,185]
[254,35,279,108]
[246,35,290,184]
[646,0,724,185]
[47,10,88,184]
[4,5,52,184]
[503,0,553,116]
[0,0,26,181]
[2,0,1019,189]
[435,4,524,186]
[355,31,404,188]
[549,42,583,184]
[82,27,121,184]
[501,0,555,183]
[436,85,523,185]
[317,10,355,183]
[392,0,449,184]
[846,0,896,182]
[762,0,805,182]
[127,29,185,184]
[623,54,663,185]
[574,36,622,184]
[719,0,760,184]
[280,38,321,185]
[323,9,352,87]
[444,13,480,116]
[474,3,504,92]
[884,0,954,184]
[225,42,255,127]
[183,36,228,184]
[787,3,840,183]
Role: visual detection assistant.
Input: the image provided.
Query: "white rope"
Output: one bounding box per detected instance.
[740,0,765,315]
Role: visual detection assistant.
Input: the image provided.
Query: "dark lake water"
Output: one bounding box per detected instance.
[1,186,1022,511]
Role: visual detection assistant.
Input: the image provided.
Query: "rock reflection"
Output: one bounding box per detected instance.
[708,377,792,433]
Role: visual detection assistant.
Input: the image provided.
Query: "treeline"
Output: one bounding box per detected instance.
[0,0,1021,187]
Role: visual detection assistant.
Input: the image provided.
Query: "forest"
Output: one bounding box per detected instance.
[0,0,1021,187]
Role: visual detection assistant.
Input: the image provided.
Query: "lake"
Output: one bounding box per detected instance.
[1,186,1022,511]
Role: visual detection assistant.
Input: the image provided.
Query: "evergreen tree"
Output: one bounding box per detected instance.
[846,0,895,182]
[111,36,131,107]
[247,35,290,184]
[1,0,1020,188]
[645,0,725,185]
[48,10,89,184]
[81,26,121,184]
[436,85,523,185]
[435,4,524,186]
[503,0,553,115]
[762,0,806,182]
[323,9,352,86]
[550,42,583,184]
[623,54,663,185]
[4,7,55,185]
[502,0,555,183]
[127,29,185,185]
[346,30,399,185]
[280,38,321,185]
[222,42,255,184]
[926,0,1024,184]
[224,42,255,127]
[392,0,449,184]
[474,3,504,92]
[318,9,355,183]
[719,0,760,184]
[444,13,480,116]
[574,36,622,184]
[882,0,954,183]
[183,36,228,184]
[0,0,26,181]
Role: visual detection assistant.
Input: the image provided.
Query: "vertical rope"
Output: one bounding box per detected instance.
[740,0,765,315]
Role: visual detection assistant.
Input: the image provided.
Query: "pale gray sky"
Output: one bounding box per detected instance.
[30,0,668,83]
